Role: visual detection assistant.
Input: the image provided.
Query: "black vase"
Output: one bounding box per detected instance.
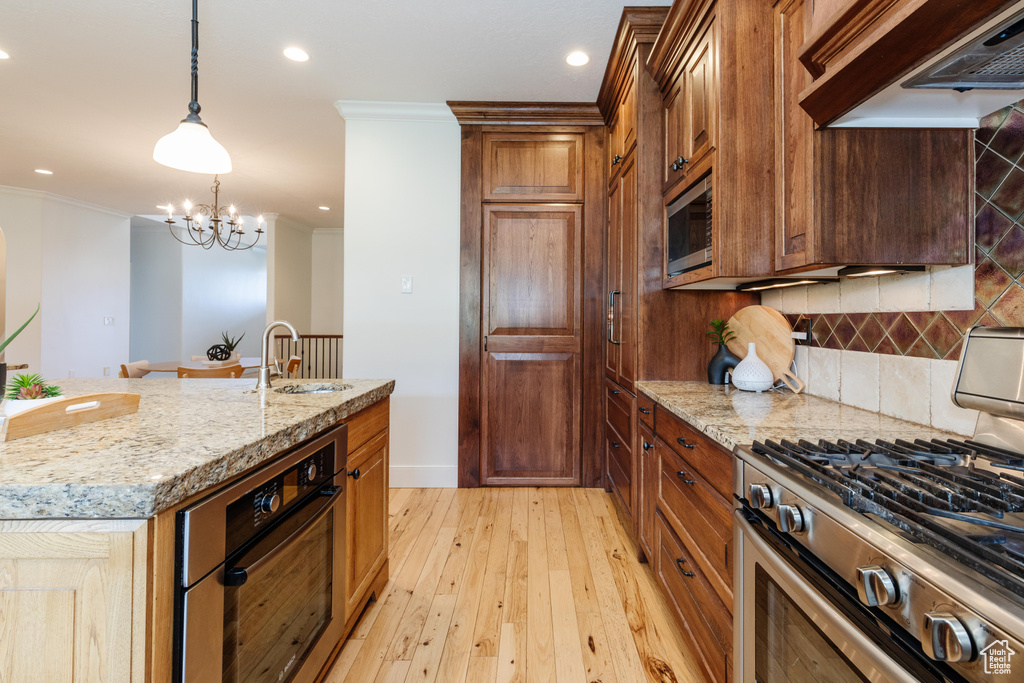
[707,344,741,385]
[0,362,6,394]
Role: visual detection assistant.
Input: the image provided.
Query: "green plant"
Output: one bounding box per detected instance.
[705,319,735,346]
[5,373,61,401]
[0,303,40,358]
[220,331,245,352]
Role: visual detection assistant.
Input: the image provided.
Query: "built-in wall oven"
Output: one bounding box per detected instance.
[175,424,348,683]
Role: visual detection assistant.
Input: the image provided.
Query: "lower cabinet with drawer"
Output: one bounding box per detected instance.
[650,404,734,682]
[604,378,636,520]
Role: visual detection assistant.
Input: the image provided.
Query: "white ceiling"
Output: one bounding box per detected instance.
[1,0,669,230]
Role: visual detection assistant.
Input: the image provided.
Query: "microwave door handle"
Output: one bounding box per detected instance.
[608,291,621,345]
[224,485,343,587]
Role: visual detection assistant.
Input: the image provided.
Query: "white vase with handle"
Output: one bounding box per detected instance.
[731,343,775,393]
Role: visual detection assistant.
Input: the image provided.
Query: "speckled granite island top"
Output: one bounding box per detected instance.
[635,381,960,452]
[0,378,394,519]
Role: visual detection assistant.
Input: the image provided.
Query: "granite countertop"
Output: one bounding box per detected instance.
[635,381,959,451]
[0,378,394,519]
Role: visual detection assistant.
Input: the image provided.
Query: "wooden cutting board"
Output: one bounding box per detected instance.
[726,305,805,394]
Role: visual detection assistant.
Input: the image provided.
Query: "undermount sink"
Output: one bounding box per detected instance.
[273,382,352,395]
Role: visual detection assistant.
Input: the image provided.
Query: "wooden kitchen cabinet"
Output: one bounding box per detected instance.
[605,152,637,394]
[344,403,390,620]
[796,0,1015,126]
[605,377,637,520]
[637,417,658,561]
[0,518,147,682]
[649,0,776,288]
[772,0,974,272]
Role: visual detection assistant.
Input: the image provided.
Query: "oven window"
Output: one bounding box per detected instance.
[754,566,869,683]
[222,514,334,683]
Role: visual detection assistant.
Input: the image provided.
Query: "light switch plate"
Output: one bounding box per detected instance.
[103,316,115,326]
[401,276,413,294]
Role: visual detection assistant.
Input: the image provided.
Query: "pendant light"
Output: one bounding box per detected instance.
[153,0,232,174]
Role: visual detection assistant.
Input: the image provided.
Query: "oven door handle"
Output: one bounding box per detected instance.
[224,485,342,587]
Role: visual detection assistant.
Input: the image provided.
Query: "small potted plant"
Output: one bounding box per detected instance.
[207,331,245,361]
[706,319,742,385]
[3,373,62,417]
[0,303,41,389]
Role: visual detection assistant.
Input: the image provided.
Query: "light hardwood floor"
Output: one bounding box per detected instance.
[322,487,704,683]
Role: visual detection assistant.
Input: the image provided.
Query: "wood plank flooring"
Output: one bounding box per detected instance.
[322,488,705,683]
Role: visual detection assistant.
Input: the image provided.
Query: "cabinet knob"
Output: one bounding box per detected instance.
[643,441,653,451]
[611,441,621,449]
[676,470,695,485]
[675,557,695,577]
[611,154,622,166]
[347,468,361,480]
[676,437,694,449]
[670,156,688,172]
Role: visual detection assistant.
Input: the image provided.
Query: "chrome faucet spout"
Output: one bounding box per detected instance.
[257,320,299,391]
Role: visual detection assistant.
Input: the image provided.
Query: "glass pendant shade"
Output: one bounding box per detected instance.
[153,118,232,174]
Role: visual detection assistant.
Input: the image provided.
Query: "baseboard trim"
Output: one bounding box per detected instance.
[389,466,458,488]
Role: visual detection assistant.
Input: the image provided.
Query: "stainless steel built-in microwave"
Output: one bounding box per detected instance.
[666,173,713,277]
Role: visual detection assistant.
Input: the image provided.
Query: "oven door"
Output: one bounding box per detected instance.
[734,509,948,683]
[182,479,346,683]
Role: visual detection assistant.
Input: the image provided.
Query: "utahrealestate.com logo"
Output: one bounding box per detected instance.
[981,640,1016,675]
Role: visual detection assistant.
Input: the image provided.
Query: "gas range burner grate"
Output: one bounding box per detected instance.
[752,437,1024,598]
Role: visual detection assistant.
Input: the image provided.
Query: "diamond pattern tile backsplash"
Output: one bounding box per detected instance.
[785,99,1024,360]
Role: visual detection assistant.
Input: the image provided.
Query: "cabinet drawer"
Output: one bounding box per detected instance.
[637,393,654,429]
[605,380,634,444]
[656,406,732,500]
[654,512,730,683]
[606,424,633,514]
[347,398,390,455]
[657,437,732,605]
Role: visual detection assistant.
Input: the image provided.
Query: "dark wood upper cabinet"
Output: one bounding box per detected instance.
[648,0,776,288]
[772,0,974,272]
[483,132,583,202]
[796,0,1018,126]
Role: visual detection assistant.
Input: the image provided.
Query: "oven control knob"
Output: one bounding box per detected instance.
[305,462,317,481]
[777,504,804,533]
[923,612,974,663]
[749,484,773,509]
[856,565,899,607]
[259,492,281,514]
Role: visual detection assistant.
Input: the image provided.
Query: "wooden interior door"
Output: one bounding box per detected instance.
[481,204,583,485]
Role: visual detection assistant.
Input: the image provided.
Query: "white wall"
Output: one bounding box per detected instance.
[268,216,313,333]
[311,230,344,335]
[129,219,267,361]
[338,101,461,487]
[0,186,130,379]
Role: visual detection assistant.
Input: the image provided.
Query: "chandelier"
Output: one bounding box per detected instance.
[163,176,264,251]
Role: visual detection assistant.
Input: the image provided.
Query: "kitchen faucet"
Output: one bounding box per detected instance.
[258,320,300,391]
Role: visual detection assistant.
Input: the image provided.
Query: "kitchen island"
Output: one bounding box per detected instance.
[0,377,394,682]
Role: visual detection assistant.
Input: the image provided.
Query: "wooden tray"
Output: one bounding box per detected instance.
[1,393,141,442]
[726,305,805,394]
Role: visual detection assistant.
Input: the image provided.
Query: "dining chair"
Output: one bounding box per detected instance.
[119,360,151,378]
[286,355,302,378]
[177,364,242,378]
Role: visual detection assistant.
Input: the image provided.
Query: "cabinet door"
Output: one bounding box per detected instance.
[605,175,622,383]
[604,378,635,518]
[608,70,636,183]
[683,16,716,173]
[483,132,583,202]
[345,429,389,618]
[774,0,814,271]
[637,421,658,561]
[0,519,146,682]
[617,155,637,394]
[664,75,687,193]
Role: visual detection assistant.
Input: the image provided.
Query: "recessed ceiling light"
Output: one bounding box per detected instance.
[566,51,589,67]
[35,169,53,175]
[0,49,9,60]
[284,47,310,62]
[318,206,330,211]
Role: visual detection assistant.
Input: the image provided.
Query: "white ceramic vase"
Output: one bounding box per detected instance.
[731,343,774,393]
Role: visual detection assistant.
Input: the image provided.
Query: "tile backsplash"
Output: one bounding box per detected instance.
[762,100,1024,435]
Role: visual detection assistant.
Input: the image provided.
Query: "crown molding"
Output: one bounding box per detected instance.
[447,101,604,126]
[0,185,131,219]
[335,100,456,123]
[313,227,344,235]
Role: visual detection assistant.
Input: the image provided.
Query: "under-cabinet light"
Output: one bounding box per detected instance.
[839,265,926,278]
[736,278,837,292]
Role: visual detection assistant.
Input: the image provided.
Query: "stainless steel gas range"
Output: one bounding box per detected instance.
[732,326,1024,683]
